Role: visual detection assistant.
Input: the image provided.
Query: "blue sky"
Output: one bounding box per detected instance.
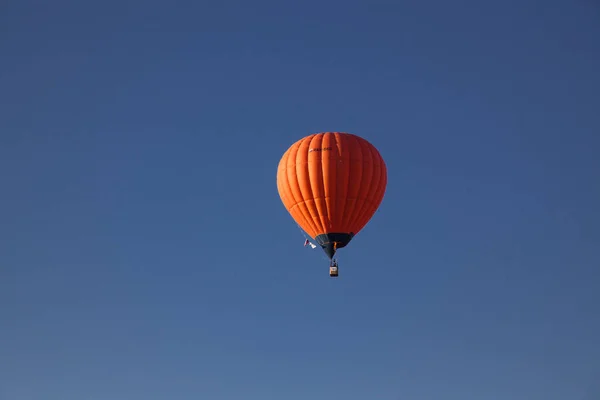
[1,0,599,399]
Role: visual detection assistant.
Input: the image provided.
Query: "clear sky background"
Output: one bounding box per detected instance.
[1,1,599,399]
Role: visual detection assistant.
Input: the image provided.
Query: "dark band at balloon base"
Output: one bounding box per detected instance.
[315,232,355,259]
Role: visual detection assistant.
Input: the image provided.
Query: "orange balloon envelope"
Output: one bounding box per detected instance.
[276,132,387,259]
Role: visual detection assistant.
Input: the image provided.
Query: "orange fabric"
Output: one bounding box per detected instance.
[277,132,387,239]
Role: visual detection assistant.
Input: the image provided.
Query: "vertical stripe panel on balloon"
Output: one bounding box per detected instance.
[307,134,327,234]
[321,133,336,232]
[343,135,363,233]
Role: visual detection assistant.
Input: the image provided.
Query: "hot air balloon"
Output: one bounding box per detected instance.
[276,132,387,277]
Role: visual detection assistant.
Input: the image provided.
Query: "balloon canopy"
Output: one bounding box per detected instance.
[276,132,387,259]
